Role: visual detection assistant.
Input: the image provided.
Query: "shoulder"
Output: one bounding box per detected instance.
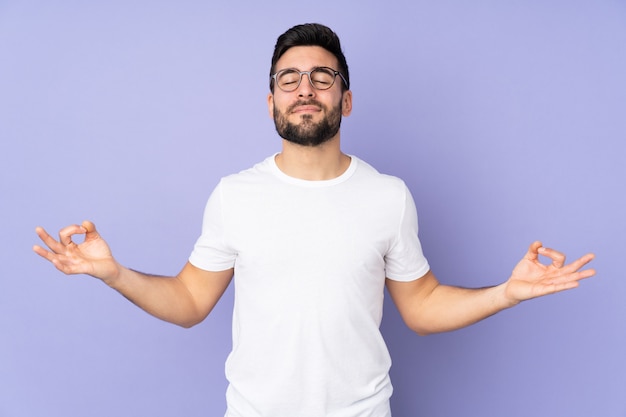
[351,156,409,195]
[220,155,277,187]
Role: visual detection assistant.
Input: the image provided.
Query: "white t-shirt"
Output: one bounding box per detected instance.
[189,154,430,417]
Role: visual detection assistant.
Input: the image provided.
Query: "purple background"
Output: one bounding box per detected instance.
[1,1,625,416]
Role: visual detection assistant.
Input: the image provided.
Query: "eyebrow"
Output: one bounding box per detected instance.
[274,66,334,73]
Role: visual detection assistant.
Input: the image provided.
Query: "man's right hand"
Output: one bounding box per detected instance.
[34,220,233,327]
[33,220,120,284]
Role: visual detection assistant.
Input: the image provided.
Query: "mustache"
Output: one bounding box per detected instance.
[287,100,324,113]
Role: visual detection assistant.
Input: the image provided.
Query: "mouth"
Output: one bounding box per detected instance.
[289,101,323,115]
[292,107,321,115]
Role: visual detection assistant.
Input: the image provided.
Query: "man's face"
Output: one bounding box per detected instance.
[268,46,352,147]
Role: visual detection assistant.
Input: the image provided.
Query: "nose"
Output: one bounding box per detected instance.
[296,73,316,97]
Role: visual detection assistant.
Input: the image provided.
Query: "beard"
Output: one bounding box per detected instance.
[273,98,342,147]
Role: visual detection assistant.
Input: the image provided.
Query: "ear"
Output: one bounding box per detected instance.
[267,93,275,119]
[341,90,353,117]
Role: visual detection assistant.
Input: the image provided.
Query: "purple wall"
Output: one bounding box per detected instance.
[1,1,624,416]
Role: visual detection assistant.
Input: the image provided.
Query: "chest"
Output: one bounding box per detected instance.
[223,186,400,270]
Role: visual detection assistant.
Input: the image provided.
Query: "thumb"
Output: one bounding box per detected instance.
[524,241,543,262]
[81,220,99,237]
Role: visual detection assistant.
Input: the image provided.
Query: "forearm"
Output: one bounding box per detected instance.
[412,282,517,335]
[388,271,520,336]
[104,264,204,328]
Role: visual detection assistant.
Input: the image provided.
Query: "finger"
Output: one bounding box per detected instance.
[32,243,54,260]
[545,270,596,291]
[561,253,596,275]
[544,254,596,285]
[547,280,581,294]
[82,220,95,233]
[32,244,68,270]
[35,226,64,253]
[58,224,87,246]
[33,241,86,274]
[538,246,566,268]
[525,241,543,262]
[81,220,100,241]
[575,267,596,280]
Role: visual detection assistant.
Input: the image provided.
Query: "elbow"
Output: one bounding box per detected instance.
[413,328,433,337]
[404,318,428,336]
[404,316,440,336]
[179,313,207,328]
[409,323,435,337]
[176,303,213,328]
[172,312,207,329]
[406,315,462,336]
[178,321,198,329]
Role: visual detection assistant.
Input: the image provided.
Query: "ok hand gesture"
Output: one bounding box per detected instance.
[33,220,120,283]
[504,241,596,304]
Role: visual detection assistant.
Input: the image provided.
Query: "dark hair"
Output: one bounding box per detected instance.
[269,23,350,92]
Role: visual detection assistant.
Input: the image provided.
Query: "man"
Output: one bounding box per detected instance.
[33,23,595,417]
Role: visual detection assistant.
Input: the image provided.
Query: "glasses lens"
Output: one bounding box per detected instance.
[277,69,301,92]
[310,68,335,90]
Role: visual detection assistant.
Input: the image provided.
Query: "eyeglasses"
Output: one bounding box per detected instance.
[270,67,348,92]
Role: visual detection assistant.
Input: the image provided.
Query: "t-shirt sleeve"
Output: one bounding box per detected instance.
[384,184,430,281]
[188,181,237,271]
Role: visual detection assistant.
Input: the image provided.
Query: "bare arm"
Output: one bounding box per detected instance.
[386,242,596,336]
[33,220,233,328]
[107,262,233,328]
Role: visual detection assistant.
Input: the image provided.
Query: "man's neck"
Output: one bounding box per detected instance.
[275,137,351,181]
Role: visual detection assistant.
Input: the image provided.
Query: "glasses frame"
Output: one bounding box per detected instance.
[270,66,349,92]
